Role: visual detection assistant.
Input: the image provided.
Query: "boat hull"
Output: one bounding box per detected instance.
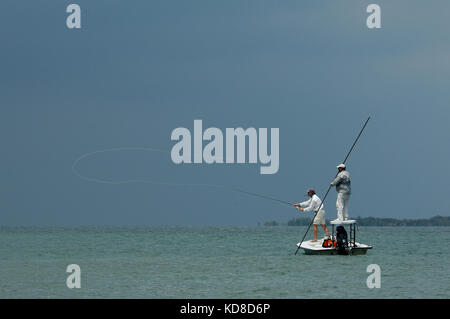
[298,240,373,255]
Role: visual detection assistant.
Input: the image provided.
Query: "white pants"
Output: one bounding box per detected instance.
[336,192,350,220]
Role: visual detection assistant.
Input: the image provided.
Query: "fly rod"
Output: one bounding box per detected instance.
[231,188,294,206]
[73,148,294,206]
[294,116,371,255]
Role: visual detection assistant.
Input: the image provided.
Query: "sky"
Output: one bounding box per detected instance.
[1,1,450,226]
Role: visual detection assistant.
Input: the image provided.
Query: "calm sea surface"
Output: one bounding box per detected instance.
[1,226,449,298]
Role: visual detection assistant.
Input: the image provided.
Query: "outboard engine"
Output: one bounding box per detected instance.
[336,226,349,255]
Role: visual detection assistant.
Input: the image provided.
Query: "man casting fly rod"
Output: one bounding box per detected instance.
[293,188,330,242]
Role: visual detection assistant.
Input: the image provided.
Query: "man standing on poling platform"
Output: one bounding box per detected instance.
[330,163,351,221]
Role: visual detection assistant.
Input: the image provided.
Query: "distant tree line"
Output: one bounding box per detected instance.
[263,215,450,226]
[353,215,450,226]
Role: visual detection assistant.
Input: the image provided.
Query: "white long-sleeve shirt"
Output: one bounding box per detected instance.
[299,194,324,212]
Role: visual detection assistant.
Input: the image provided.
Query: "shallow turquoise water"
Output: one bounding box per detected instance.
[1,226,449,298]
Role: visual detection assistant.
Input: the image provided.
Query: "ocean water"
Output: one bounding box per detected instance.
[0,226,449,298]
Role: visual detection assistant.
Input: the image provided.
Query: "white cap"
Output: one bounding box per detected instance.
[337,163,346,169]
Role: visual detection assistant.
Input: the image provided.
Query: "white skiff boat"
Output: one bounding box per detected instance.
[297,219,373,255]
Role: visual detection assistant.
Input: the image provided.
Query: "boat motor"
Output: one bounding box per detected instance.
[336,226,349,255]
